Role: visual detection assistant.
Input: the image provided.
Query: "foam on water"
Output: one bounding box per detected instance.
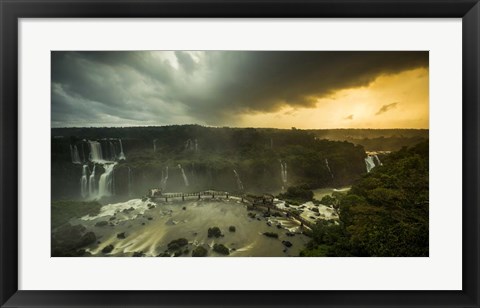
[81,198,150,221]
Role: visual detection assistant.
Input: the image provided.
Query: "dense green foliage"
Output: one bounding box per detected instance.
[301,141,429,257]
[51,200,102,229]
[310,129,428,151]
[278,184,314,204]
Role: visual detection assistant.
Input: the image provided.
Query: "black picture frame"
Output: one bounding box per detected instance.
[1,0,479,307]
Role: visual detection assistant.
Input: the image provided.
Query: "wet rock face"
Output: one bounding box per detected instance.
[51,224,97,257]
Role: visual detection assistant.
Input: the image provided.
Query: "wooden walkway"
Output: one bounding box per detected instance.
[149,189,314,231]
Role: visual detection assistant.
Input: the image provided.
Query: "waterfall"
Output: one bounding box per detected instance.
[178,164,189,187]
[153,139,157,152]
[81,142,87,162]
[160,166,169,190]
[233,169,244,191]
[325,158,334,179]
[109,141,117,161]
[128,167,132,196]
[89,164,97,196]
[365,156,376,173]
[81,165,89,198]
[194,139,198,152]
[88,141,103,162]
[280,162,288,190]
[118,139,126,160]
[374,154,383,166]
[98,163,116,197]
[70,145,81,164]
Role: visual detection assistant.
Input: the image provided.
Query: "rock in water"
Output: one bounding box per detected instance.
[192,246,208,257]
[102,244,114,254]
[213,244,230,255]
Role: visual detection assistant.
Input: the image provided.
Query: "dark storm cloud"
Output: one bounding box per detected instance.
[51,51,427,127]
[375,102,399,115]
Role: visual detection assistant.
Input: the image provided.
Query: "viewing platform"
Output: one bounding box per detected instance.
[147,189,314,231]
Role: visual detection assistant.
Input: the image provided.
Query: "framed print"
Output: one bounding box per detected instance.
[1,0,479,307]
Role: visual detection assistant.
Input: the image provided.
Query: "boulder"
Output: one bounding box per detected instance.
[207,227,222,238]
[133,251,145,257]
[229,226,236,232]
[94,221,108,227]
[117,232,126,239]
[192,246,208,257]
[213,244,230,255]
[78,232,97,247]
[263,232,279,239]
[101,244,114,254]
[282,240,293,248]
[167,238,189,251]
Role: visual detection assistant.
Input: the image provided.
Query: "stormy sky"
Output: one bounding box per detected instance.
[51,51,429,128]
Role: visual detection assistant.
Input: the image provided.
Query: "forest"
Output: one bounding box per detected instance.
[300,141,429,257]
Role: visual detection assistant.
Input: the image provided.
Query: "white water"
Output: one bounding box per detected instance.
[81,165,89,198]
[118,139,126,160]
[373,154,383,166]
[365,156,376,173]
[81,198,150,221]
[98,163,117,198]
[109,141,117,161]
[280,162,288,190]
[70,145,81,164]
[233,169,244,191]
[89,164,97,196]
[160,166,169,190]
[178,164,189,187]
[325,158,334,179]
[88,141,103,162]
[194,139,198,152]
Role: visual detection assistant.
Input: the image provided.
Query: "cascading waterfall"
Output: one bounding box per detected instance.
[365,156,376,173]
[88,141,103,162]
[118,139,126,160]
[160,166,169,190]
[233,169,244,191]
[374,154,383,166]
[98,163,117,197]
[194,139,198,152]
[153,139,157,152]
[177,164,189,187]
[325,158,334,179]
[80,165,89,198]
[70,145,81,164]
[109,141,117,161]
[280,161,288,190]
[81,142,87,162]
[89,164,97,196]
